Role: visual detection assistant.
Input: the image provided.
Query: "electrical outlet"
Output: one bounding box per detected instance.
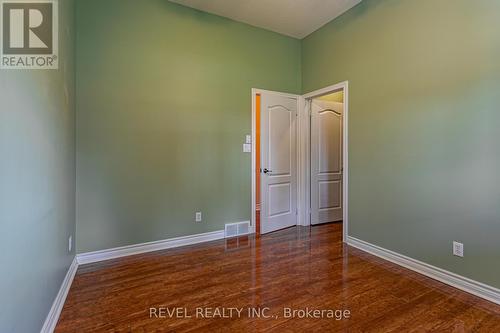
[68,236,72,253]
[195,212,202,222]
[453,241,464,257]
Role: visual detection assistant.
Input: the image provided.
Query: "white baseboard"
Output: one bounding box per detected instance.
[347,236,500,305]
[41,227,257,331]
[76,229,226,265]
[40,257,78,333]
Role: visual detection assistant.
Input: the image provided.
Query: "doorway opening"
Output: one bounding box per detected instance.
[251,82,348,240]
[303,82,349,241]
[310,91,344,225]
[255,93,261,235]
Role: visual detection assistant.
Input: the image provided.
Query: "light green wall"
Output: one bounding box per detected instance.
[76,0,500,290]
[0,0,75,331]
[76,0,301,252]
[302,0,500,288]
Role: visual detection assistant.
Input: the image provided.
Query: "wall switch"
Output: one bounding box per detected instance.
[245,135,251,144]
[453,241,464,257]
[243,143,251,153]
[195,212,202,222]
[68,236,72,253]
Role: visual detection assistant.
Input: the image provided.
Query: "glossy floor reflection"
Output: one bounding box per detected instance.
[56,223,500,332]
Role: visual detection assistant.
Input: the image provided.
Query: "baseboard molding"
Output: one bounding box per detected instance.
[40,257,78,333]
[77,229,226,265]
[347,236,500,305]
[41,227,257,331]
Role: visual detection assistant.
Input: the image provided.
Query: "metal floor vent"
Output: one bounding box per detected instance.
[225,221,250,238]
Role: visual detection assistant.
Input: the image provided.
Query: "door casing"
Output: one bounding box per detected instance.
[251,81,349,241]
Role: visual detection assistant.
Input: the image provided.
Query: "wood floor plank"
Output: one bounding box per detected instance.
[56,223,500,332]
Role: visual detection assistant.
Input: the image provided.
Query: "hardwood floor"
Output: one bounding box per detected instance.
[56,223,500,332]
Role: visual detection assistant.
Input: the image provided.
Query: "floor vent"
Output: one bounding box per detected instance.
[225,221,250,238]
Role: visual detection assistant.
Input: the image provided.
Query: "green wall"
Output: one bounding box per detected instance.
[0,0,75,331]
[302,0,500,288]
[76,0,301,252]
[76,0,500,290]
[3,0,499,329]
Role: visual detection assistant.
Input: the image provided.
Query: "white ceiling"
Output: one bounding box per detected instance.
[169,0,362,39]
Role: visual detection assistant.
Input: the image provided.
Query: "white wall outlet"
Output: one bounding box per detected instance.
[195,212,202,222]
[68,236,72,253]
[245,135,251,144]
[243,143,251,153]
[453,241,464,257]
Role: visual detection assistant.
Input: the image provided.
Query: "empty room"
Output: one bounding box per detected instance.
[2,0,500,332]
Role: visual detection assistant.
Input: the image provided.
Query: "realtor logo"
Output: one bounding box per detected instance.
[1,0,58,69]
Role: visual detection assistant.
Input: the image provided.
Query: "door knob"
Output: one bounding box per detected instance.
[263,168,273,174]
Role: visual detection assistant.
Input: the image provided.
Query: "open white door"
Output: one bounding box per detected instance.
[310,100,343,225]
[260,93,298,234]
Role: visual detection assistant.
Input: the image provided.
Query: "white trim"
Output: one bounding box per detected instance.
[77,230,225,265]
[297,96,308,226]
[42,228,245,331]
[302,82,348,99]
[40,257,78,333]
[343,82,349,241]
[251,88,301,234]
[252,88,299,99]
[347,236,500,305]
[301,81,349,240]
[251,89,257,232]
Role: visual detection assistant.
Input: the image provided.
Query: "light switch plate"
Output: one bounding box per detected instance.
[453,241,464,257]
[245,135,251,144]
[243,143,251,153]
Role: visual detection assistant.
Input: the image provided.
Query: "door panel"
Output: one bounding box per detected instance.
[319,111,341,174]
[261,93,298,234]
[269,107,292,175]
[311,100,343,225]
[319,180,341,209]
[269,183,291,216]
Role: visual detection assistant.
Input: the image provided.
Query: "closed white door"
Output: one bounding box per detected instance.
[260,93,298,234]
[310,100,343,225]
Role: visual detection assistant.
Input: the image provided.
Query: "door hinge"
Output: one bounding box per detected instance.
[296,208,298,216]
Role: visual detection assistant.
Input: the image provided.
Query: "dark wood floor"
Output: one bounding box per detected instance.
[56,223,500,332]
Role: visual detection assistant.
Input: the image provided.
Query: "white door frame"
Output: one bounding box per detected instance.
[251,89,300,234]
[301,81,349,241]
[251,82,348,240]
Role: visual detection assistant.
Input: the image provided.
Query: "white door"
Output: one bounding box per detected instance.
[260,93,298,234]
[310,100,343,225]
